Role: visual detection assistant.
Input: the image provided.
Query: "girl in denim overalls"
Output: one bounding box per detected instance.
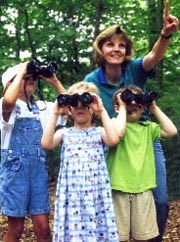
[0,62,66,242]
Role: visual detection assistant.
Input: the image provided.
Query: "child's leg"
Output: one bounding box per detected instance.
[112,190,130,241]
[4,217,25,242]
[32,214,51,242]
[131,190,159,241]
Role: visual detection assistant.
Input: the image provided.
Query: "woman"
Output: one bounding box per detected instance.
[84,2,179,241]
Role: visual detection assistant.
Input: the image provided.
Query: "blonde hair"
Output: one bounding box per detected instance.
[67,81,100,124]
[68,81,99,95]
[93,24,134,67]
[113,85,144,105]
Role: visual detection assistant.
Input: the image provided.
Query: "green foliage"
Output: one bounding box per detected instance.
[148,71,180,201]
[46,147,60,182]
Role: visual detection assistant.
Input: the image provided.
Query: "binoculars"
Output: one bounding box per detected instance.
[57,92,94,107]
[27,58,58,78]
[121,89,158,106]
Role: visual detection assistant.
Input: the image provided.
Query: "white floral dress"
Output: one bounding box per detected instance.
[53,127,119,242]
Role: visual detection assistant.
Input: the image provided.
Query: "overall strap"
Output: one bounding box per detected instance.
[15,102,40,119]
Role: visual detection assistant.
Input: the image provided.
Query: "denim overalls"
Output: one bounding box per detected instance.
[0,103,50,217]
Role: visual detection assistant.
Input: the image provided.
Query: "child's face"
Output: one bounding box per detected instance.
[115,89,145,123]
[69,89,94,127]
[126,90,144,122]
[19,74,36,97]
[126,102,144,122]
[70,103,93,126]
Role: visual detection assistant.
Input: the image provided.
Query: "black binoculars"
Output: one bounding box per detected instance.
[121,89,158,106]
[57,92,94,107]
[27,58,58,78]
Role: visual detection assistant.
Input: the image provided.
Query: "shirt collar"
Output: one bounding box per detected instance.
[97,64,126,85]
[98,68,108,84]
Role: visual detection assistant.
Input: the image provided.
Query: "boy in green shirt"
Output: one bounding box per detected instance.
[108,85,177,241]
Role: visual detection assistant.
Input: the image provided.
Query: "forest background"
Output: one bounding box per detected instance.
[0,0,179,200]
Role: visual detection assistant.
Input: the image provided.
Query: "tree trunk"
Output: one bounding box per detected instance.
[90,0,104,69]
[148,0,164,88]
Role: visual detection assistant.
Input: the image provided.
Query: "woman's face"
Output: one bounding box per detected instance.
[101,35,126,65]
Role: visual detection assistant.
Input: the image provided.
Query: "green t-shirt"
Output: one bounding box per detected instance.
[107,121,161,193]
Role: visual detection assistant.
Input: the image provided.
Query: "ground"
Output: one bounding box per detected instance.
[0,181,180,241]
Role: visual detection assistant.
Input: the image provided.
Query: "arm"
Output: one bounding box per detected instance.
[100,109,119,147]
[149,101,177,138]
[111,95,127,138]
[40,74,66,94]
[90,93,124,146]
[41,101,69,149]
[143,0,179,71]
[2,63,27,122]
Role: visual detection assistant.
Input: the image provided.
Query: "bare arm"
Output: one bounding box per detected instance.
[101,94,126,146]
[2,63,27,122]
[41,101,68,149]
[143,0,179,71]
[90,93,123,146]
[149,101,177,138]
[41,112,62,150]
[111,95,127,138]
[100,109,119,147]
[40,74,66,94]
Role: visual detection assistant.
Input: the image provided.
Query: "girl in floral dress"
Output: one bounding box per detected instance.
[41,81,126,242]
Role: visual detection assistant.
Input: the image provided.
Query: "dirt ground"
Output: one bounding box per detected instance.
[0,181,180,241]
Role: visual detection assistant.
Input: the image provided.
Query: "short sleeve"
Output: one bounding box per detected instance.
[151,121,161,141]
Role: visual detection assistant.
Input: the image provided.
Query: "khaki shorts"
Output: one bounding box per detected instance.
[112,190,159,241]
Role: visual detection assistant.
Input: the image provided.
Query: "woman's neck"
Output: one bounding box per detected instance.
[104,64,122,84]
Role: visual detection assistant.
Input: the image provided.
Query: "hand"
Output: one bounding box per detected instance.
[38,70,59,85]
[53,100,70,116]
[162,0,179,36]
[90,93,105,115]
[148,100,158,113]
[16,62,29,76]
[13,62,29,81]
[116,93,126,111]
